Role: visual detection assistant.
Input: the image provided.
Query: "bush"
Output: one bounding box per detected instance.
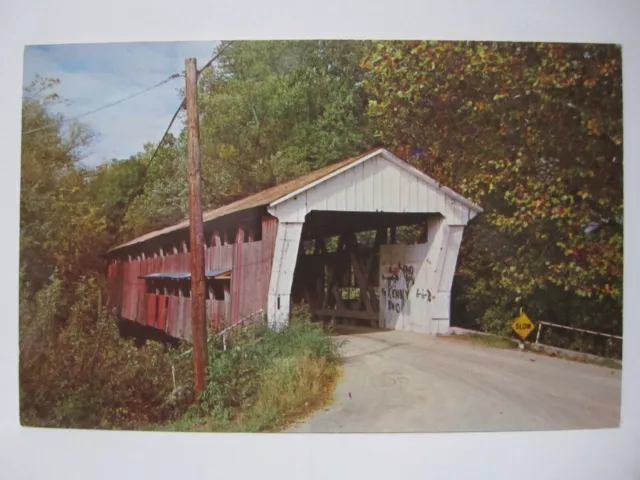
[190,309,341,432]
[19,273,194,430]
[20,275,340,432]
[453,275,623,359]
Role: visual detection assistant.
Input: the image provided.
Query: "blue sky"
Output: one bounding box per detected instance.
[23,41,219,167]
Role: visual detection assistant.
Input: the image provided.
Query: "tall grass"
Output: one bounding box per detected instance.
[165,310,341,432]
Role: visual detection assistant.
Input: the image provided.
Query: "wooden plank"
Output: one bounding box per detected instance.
[121,263,128,319]
[129,261,137,321]
[208,299,217,331]
[262,217,277,312]
[157,294,167,331]
[182,296,189,339]
[246,241,262,316]
[345,233,379,314]
[322,264,336,309]
[232,226,245,324]
[218,298,226,330]
[239,241,249,319]
[314,237,326,254]
[183,298,193,342]
[331,285,345,310]
[303,284,314,308]
[438,225,464,292]
[223,283,232,330]
[175,296,185,339]
[350,251,374,314]
[146,294,157,327]
[212,230,222,247]
[346,165,356,210]
[311,308,378,321]
[136,289,146,325]
[167,296,178,336]
[255,242,263,312]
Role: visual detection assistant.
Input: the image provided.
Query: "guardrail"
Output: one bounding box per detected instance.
[218,309,265,351]
[171,309,266,390]
[535,320,622,344]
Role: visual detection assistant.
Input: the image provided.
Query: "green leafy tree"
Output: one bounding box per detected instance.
[117,135,188,238]
[21,77,99,289]
[196,40,373,205]
[362,41,622,336]
[89,156,146,241]
[112,41,372,241]
[20,79,195,429]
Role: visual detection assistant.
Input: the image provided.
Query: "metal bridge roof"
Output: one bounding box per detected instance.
[138,268,231,280]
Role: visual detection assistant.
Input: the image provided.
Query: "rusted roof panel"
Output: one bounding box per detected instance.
[138,272,191,280]
[138,268,232,280]
[108,149,379,254]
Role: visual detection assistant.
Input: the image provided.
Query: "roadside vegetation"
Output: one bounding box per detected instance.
[454,332,517,350]
[19,273,195,429]
[448,331,622,370]
[161,310,341,432]
[20,270,339,431]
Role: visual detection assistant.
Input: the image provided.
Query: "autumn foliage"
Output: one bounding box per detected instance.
[362,41,622,345]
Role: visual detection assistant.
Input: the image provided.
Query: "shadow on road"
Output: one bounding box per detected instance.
[328,324,390,336]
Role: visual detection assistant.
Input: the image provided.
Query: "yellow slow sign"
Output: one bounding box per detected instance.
[512,310,535,341]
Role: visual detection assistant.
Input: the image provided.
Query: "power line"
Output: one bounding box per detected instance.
[125,42,232,206]
[196,42,229,76]
[138,42,231,178]
[22,72,184,135]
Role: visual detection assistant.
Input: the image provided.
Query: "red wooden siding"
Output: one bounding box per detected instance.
[166,296,180,338]
[206,242,234,331]
[146,294,157,327]
[231,227,244,324]
[157,294,168,332]
[109,214,280,342]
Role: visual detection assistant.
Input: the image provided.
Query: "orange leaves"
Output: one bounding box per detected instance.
[362,40,622,305]
[587,118,602,136]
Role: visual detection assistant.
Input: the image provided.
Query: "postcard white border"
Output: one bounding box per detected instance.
[1,0,638,479]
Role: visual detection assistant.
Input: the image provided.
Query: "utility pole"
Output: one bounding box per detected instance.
[185,57,208,399]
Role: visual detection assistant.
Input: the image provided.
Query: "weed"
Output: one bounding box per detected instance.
[462,333,517,350]
[173,309,341,432]
[450,332,622,370]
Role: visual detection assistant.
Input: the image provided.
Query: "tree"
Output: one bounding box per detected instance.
[19,79,195,429]
[89,156,146,241]
[362,41,623,336]
[196,40,373,207]
[114,135,188,239]
[111,41,372,242]
[21,77,100,290]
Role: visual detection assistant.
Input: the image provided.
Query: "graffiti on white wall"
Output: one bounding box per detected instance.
[415,288,432,302]
[382,262,434,313]
[378,221,464,334]
[381,262,420,314]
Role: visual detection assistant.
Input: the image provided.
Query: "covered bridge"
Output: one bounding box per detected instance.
[105,148,482,342]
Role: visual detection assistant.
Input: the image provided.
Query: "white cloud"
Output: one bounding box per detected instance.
[23,41,218,166]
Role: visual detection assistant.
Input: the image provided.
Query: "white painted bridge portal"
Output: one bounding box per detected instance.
[265,148,483,334]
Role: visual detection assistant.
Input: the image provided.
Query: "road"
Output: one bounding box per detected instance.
[288,326,622,433]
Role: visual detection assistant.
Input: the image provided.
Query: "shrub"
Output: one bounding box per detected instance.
[193,309,341,432]
[19,273,193,430]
